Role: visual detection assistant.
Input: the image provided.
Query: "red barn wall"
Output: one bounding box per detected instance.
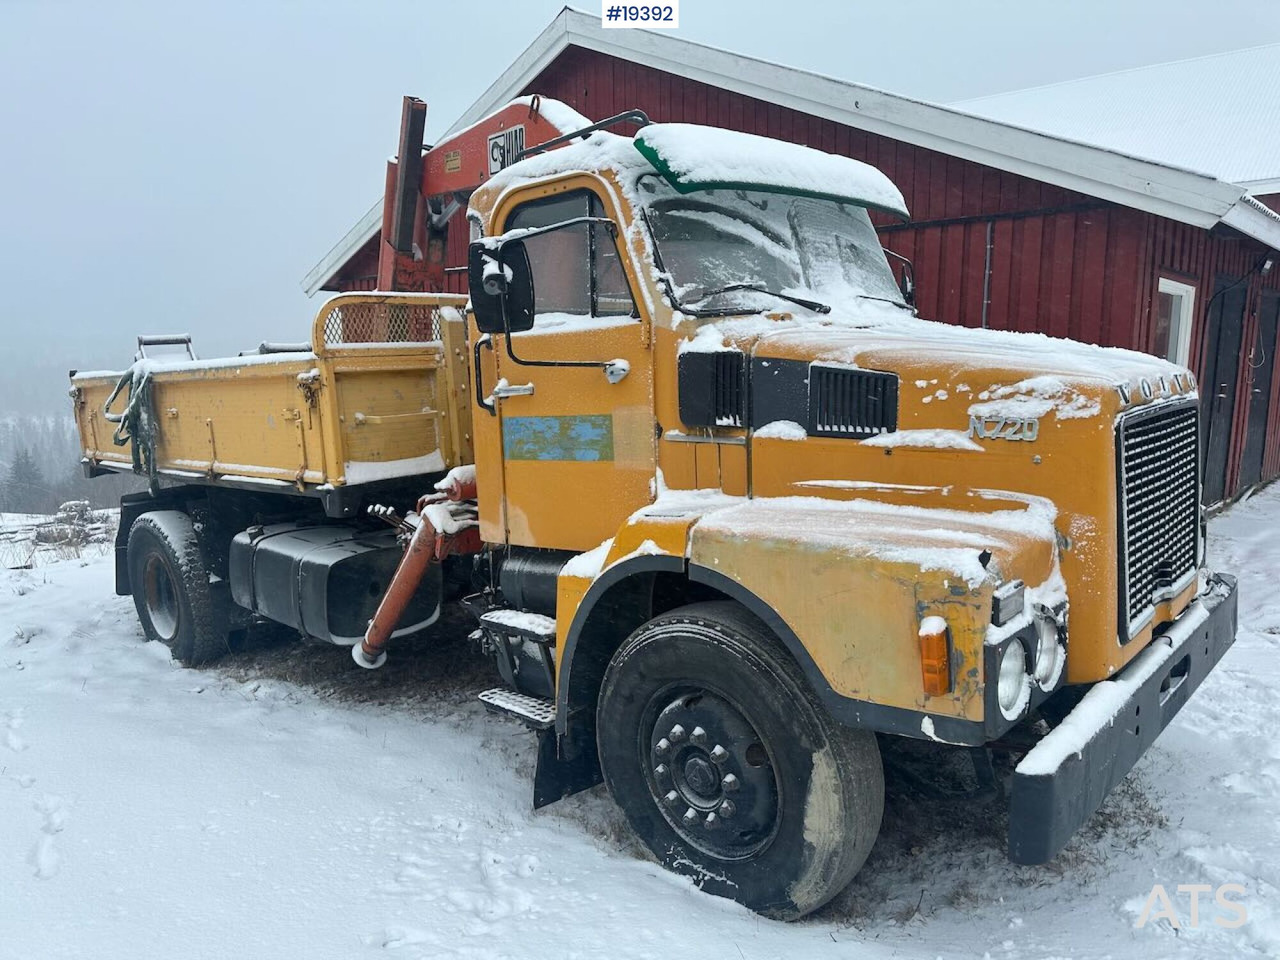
[329,213,471,295]
[443,208,470,296]
[329,234,380,292]
[1133,217,1280,495]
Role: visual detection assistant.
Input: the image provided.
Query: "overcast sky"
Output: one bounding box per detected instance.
[3,0,1278,413]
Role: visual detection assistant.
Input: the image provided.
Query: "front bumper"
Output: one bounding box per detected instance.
[1007,572,1238,865]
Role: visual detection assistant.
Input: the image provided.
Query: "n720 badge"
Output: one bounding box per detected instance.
[968,415,1040,441]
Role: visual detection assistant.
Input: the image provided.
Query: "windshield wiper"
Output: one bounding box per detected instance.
[685,283,831,315]
[854,293,913,311]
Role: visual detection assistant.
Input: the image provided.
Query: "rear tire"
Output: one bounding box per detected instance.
[596,601,883,919]
[127,511,226,666]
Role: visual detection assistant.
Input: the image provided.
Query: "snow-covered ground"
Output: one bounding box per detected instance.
[1,491,1278,959]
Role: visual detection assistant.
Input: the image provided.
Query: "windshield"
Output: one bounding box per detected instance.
[637,175,906,315]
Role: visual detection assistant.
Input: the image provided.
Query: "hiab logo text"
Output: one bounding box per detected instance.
[1135,883,1248,929]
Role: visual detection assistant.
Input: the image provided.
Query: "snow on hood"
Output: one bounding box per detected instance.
[639,471,1057,591]
[692,490,1058,589]
[693,307,1180,380]
[683,304,1188,416]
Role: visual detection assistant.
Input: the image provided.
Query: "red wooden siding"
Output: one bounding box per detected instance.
[443,205,470,295]
[329,234,380,292]
[329,209,471,295]
[1140,216,1280,492]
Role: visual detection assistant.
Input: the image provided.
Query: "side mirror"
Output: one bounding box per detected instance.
[882,247,916,308]
[468,240,535,335]
[899,269,916,307]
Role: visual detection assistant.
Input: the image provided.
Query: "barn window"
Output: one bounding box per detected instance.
[1154,277,1197,367]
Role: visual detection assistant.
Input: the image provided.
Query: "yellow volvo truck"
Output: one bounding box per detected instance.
[70,102,1237,919]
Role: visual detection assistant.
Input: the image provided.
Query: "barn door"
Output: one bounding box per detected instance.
[1201,274,1248,505]
[1239,290,1280,489]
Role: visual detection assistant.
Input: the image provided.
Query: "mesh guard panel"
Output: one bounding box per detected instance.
[320,301,443,347]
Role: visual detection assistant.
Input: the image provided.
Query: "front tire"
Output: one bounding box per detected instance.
[127,511,226,666]
[596,601,883,919]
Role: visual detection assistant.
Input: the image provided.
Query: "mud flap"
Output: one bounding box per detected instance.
[533,723,602,809]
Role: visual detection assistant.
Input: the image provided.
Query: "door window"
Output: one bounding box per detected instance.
[1154,277,1197,366]
[505,191,636,322]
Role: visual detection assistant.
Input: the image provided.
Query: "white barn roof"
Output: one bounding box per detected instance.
[954,43,1280,193]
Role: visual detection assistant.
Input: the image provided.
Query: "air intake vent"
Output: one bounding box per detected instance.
[808,366,898,437]
[678,351,747,428]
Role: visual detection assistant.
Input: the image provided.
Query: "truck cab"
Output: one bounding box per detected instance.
[460,117,1236,915]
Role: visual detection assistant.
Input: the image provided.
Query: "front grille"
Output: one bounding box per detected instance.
[1117,401,1200,636]
[808,366,898,437]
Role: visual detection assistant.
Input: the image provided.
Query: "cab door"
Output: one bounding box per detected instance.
[489,188,654,552]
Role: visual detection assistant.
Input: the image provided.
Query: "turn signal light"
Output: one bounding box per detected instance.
[918,616,952,697]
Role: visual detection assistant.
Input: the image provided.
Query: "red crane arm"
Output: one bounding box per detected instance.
[377,96,588,293]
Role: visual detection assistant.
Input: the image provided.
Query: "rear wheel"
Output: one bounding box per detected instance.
[127,511,226,666]
[596,601,883,919]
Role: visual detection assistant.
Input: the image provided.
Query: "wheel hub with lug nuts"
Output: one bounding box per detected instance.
[647,690,779,858]
[683,756,717,797]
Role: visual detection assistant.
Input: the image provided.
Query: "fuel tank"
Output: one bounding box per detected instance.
[229,523,441,644]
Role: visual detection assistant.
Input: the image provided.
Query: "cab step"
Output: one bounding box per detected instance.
[478,609,557,643]
[478,687,556,730]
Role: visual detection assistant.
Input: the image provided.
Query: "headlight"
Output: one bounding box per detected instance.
[1032,615,1063,687]
[997,641,1029,717]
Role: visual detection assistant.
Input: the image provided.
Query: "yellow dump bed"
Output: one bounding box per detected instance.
[70,294,473,508]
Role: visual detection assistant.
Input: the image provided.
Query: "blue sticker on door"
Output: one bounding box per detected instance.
[503,415,615,461]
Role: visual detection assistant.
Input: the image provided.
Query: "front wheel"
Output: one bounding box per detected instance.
[596,601,883,919]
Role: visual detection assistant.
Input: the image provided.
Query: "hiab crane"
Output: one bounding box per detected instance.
[69,95,1238,919]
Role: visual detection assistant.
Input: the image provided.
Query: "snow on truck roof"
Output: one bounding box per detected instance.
[632,124,909,219]
[477,122,909,220]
